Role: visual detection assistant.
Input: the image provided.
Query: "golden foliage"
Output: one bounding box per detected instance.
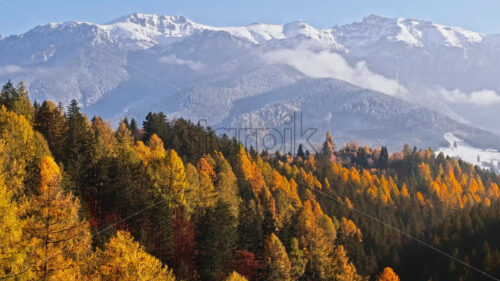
[377,267,400,281]
[340,217,363,242]
[263,233,291,281]
[24,156,91,280]
[238,146,266,196]
[0,144,27,279]
[97,231,175,281]
[224,271,248,281]
[149,134,166,159]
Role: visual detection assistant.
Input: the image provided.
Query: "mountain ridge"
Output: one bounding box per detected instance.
[1,13,500,153]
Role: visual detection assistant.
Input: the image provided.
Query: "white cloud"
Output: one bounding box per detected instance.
[0,65,24,76]
[439,88,500,107]
[158,55,205,71]
[264,48,409,98]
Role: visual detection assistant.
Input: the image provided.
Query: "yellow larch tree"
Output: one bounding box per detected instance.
[263,233,291,281]
[0,105,50,194]
[340,217,363,242]
[297,200,364,280]
[24,156,91,281]
[149,134,166,159]
[92,116,118,160]
[163,149,188,206]
[488,182,500,201]
[329,245,365,281]
[213,151,241,218]
[224,271,248,281]
[97,231,175,281]
[185,163,217,214]
[134,140,151,163]
[0,143,29,280]
[400,183,410,198]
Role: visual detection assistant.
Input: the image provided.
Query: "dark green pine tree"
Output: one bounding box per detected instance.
[238,200,264,254]
[0,81,34,122]
[63,99,96,197]
[356,147,369,168]
[129,118,141,141]
[143,112,169,144]
[297,144,305,160]
[0,80,18,109]
[379,146,389,169]
[34,100,67,161]
[197,201,238,281]
[12,82,34,122]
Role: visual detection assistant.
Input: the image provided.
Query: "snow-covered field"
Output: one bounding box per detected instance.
[438,132,500,173]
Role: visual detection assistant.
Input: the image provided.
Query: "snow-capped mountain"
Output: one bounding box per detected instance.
[1,13,500,152]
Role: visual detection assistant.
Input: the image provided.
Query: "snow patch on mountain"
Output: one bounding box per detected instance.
[334,14,484,49]
[395,18,423,47]
[438,133,500,173]
[105,13,343,46]
[1,13,500,155]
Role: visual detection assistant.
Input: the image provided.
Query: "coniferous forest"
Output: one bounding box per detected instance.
[1,80,500,281]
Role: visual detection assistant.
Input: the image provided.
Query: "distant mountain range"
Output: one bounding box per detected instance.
[1,13,500,152]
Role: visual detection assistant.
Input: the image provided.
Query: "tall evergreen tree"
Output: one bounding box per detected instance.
[356,147,369,168]
[197,201,238,281]
[63,99,96,196]
[0,81,34,122]
[379,146,389,169]
[129,118,141,141]
[34,100,66,161]
[143,112,169,144]
[12,82,34,122]
[297,144,305,160]
[0,80,18,110]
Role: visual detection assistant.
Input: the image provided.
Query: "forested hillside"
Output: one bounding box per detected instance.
[0,80,499,281]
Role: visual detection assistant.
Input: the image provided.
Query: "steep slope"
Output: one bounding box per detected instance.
[1,13,500,153]
[333,15,500,133]
[223,78,500,151]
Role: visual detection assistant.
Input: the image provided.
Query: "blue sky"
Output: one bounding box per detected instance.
[1,0,500,36]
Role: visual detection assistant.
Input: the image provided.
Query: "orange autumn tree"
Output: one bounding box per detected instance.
[97,231,176,281]
[377,267,400,281]
[195,156,218,208]
[237,145,266,197]
[24,156,91,280]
